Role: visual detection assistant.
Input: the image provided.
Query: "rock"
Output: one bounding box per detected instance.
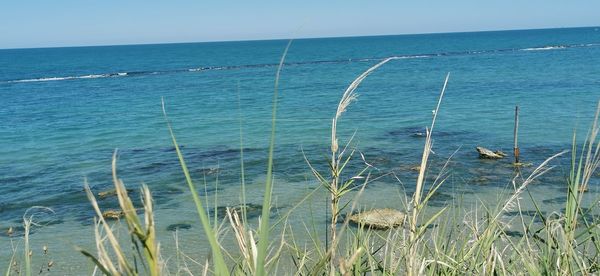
[476,147,505,159]
[542,196,567,204]
[504,230,523,238]
[348,208,406,229]
[215,203,263,219]
[98,188,133,199]
[98,189,117,198]
[472,176,490,184]
[411,132,427,138]
[166,223,192,232]
[426,192,454,207]
[410,165,422,172]
[495,151,508,157]
[102,210,124,220]
[200,167,220,175]
[0,225,28,237]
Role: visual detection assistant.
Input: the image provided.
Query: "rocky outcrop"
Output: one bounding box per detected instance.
[348,208,406,229]
[102,210,124,220]
[410,165,422,172]
[476,147,506,159]
[98,188,133,199]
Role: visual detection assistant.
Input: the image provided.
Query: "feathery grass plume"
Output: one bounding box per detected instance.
[325,57,396,273]
[255,39,293,276]
[161,99,229,275]
[79,151,163,275]
[9,207,56,276]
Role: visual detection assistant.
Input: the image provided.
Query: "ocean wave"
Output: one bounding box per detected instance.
[520,45,567,51]
[7,73,123,83]
[4,42,599,84]
[394,55,431,59]
[8,76,77,83]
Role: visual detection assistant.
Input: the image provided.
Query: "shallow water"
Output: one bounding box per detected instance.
[1,27,600,272]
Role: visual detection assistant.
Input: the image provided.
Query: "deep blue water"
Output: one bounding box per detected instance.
[1,27,600,237]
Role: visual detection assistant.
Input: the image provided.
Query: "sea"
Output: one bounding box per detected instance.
[1,27,600,273]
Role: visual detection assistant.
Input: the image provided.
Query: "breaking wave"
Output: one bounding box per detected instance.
[520,46,567,51]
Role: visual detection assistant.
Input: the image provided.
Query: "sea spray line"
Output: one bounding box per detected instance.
[3,42,599,84]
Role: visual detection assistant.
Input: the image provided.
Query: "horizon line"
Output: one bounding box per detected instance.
[2,25,599,51]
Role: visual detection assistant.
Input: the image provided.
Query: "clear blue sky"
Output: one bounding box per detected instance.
[1,0,599,49]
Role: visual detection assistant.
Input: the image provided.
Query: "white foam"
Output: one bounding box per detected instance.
[8,73,117,83]
[79,74,106,79]
[392,55,430,59]
[520,46,566,51]
[8,76,75,83]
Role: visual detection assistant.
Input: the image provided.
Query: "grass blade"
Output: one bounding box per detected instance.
[161,99,229,275]
[255,39,293,276]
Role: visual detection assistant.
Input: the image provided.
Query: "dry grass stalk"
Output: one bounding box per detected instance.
[328,57,396,273]
[407,73,449,275]
[79,151,162,275]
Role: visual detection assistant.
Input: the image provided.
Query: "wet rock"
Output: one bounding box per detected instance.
[162,145,184,152]
[387,127,427,138]
[472,176,491,185]
[410,165,422,172]
[215,203,264,219]
[476,147,505,159]
[495,151,507,157]
[198,167,220,175]
[386,126,469,139]
[166,223,192,232]
[139,161,172,173]
[505,210,544,217]
[102,210,124,220]
[504,230,523,238]
[98,188,133,199]
[0,225,35,237]
[370,155,392,167]
[348,208,406,229]
[411,132,427,138]
[426,192,454,207]
[431,191,454,202]
[6,226,13,236]
[542,196,567,204]
[407,190,453,206]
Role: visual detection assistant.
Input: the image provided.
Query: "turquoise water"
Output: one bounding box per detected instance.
[1,27,600,272]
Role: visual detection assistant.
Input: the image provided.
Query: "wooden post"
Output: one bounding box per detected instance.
[513,105,520,164]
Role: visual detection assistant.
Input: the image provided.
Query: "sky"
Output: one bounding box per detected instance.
[1,1,599,49]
